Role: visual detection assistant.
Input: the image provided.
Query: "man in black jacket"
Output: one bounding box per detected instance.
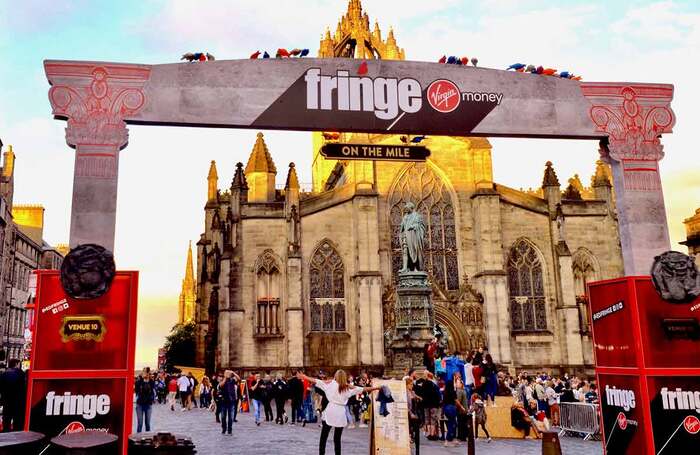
[287,370,304,424]
[273,374,288,424]
[0,359,25,432]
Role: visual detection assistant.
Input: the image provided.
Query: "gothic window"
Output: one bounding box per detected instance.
[255,251,281,335]
[507,239,547,332]
[309,240,346,332]
[389,163,459,290]
[572,249,598,334]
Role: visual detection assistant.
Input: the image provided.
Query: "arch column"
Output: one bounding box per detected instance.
[581,83,675,276]
[45,61,152,252]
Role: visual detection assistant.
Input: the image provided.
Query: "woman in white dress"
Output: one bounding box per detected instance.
[297,369,379,455]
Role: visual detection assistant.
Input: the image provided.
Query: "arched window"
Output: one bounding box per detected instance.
[255,250,281,335]
[572,249,598,334]
[507,239,547,331]
[309,240,345,332]
[389,163,458,290]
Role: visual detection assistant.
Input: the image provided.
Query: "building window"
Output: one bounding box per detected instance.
[255,251,281,335]
[309,240,345,332]
[507,239,547,332]
[389,163,459,290]
[573,249,598,334]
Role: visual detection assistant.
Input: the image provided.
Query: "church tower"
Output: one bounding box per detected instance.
[178,241,197,324]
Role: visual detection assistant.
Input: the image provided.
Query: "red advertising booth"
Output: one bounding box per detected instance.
[588,277,700,454]
[25,271,138,454]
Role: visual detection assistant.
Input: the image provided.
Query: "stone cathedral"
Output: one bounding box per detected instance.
[193,0,624,376]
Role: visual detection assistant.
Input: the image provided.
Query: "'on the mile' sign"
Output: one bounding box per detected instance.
[321,143,430,162]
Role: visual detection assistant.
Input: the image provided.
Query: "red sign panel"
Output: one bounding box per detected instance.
[589,277,700,454]
[597,374,648,455]
[588,279,639,368]
[26,271,138,454]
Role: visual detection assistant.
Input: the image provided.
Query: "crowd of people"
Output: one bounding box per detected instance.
[132,341,600,453]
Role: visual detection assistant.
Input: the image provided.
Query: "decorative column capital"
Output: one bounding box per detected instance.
[44,61,151,178]
[580,82,675,162]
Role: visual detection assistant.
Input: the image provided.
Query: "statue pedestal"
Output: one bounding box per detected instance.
[388,271,435,376]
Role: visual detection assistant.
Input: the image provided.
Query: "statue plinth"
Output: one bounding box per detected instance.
[388,270,435,376]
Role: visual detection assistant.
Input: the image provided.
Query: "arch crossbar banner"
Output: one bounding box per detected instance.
[43,58,672,139]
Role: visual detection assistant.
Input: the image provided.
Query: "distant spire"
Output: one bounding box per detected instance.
[562,178,583,200]
[245,132,277,174]
[178,241,196,324]
[542,161,560,187]
[207,160,218,201]
[185,241,194,282]
[285,163,300,190]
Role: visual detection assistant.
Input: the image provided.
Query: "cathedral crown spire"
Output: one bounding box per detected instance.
[318,0,405,60]
[592,160,612,187]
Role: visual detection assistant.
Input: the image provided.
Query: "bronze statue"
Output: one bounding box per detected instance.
[399,202,426,273]
[651,251,700,303]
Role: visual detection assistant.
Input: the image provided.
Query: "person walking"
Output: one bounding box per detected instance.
[167,375,178,411]
[262,375,274,422]
[250,373,264,425]
[134,367,155,432]
[296,370,379,455]
[420,372,441,440]
[177,373,191,410]
[273,374,289,424]
[219,370,239,435]
[288,370,304,425]
[0,359,25,432]
[482,354,498,407]
[441,381,458,447]
[187,372,198,409]
[470,393,492,442]
[199,376,212,408]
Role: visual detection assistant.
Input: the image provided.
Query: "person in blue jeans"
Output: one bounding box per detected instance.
[483,354,498,406]
[442,381,458,447]
[219,370,240,434]
[134,367,155,432]
[250,373,264,425]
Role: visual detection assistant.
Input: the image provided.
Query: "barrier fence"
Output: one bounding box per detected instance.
[558,402,601,441]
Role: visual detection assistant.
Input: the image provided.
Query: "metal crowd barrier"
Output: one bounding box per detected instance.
[558,402,601,441]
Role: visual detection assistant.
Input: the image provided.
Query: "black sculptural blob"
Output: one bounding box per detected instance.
[650,251,700,304]
[60,244,116,299]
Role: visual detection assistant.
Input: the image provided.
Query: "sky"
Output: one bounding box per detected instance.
[1,0,699,369]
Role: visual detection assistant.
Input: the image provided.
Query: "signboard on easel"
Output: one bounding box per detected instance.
[370,379,410,455]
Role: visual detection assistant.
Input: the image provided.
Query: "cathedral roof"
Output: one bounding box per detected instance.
[245,132,276,174]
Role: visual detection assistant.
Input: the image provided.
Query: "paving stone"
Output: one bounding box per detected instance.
[133,402,603,454]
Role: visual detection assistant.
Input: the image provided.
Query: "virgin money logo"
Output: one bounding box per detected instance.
[617,412,628,430]
[427,80,460,113]
[685,415,700,434]
[66,421,85,434]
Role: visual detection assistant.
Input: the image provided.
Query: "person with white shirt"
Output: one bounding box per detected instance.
[297,369,379,455]
[177,373,191,411]
[463,356,476,402]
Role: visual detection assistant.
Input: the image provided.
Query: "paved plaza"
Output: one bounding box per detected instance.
[132,403,604,455]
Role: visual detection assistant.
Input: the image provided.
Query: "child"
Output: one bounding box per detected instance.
[470,393,492,442]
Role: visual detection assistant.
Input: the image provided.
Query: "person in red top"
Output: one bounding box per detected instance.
[472,361,483,394]
[167,376,178,411]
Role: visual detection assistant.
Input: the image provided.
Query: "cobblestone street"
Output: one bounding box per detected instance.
[132,403,604,455]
